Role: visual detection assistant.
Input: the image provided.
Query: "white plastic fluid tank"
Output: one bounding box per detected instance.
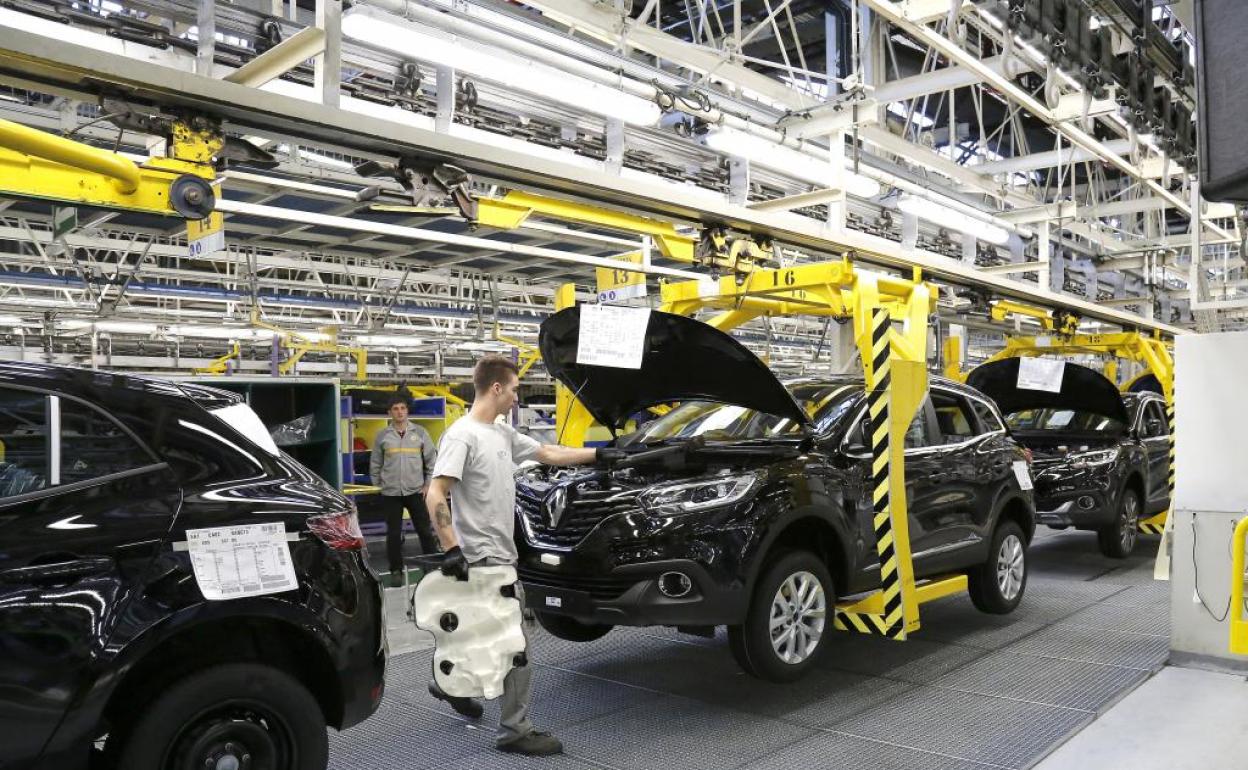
[411,565,526,699]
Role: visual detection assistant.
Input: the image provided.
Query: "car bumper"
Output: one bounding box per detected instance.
[336,554,387,729]
[518,557,745,627]
[1034,491,1116,528]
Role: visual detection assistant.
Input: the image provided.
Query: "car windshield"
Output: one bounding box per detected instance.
[1005,408,1124,433]
[623,383,861,444]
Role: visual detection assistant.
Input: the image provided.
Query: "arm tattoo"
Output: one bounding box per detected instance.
[435,503,452,528]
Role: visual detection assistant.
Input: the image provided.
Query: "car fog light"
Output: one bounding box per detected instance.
[1077,496,1096,510]
[658,572,693,598]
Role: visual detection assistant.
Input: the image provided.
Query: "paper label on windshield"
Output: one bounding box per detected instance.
[576,303,651,369]
[187,522,298,600]
[1012,461,1034,491]
[1017,357,1065,393]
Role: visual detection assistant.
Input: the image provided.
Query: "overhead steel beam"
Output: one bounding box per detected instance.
[860,0,1233,244]
[974,140,1133,176]
[783,55,1033,139]
[224,27,327,88]
[515,0,813,111]
[0,23,1187,335]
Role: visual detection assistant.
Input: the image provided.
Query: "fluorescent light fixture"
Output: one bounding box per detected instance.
[280,145,357,172]
[703,127,882,198]
[341,7,661,127]
[355,334,425,348]
[169,325,277,341]
[94,321,159,334]
[460,341,514,352]
[0,296,87,310]
[897,195,1010,246]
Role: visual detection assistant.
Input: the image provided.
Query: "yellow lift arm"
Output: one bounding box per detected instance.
[0,115,220,219]
[476,189,774,274]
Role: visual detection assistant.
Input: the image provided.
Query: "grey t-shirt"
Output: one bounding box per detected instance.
[431,416,542,564]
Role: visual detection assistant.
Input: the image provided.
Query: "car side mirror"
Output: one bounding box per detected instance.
[843,441,870,458]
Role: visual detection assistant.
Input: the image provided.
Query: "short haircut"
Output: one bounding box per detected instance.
[387,395,408,409]
[473,355,519,393]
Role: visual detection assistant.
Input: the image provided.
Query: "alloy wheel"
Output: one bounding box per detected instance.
[769,571,827,664]
[995,534,1025,601]
[1120,492,1140,553]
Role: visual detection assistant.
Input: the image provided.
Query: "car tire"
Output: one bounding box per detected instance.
[968,520,1028,614]
[1097,487,1141,559]
[728,550,833,683]
[535,611,613,642]
[113,663,328,770]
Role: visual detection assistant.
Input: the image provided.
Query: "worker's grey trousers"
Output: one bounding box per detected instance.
[476,558,535,744]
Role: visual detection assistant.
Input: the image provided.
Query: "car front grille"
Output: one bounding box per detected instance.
[516,482,640,549]
[517,566,641,600]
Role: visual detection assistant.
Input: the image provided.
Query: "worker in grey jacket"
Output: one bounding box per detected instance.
[370,396,439,580]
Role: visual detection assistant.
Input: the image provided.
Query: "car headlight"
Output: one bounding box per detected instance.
[1069,447,1120,468]
[639,472,760,515]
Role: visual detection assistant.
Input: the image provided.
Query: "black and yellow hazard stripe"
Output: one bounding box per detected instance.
[834,308,907,640]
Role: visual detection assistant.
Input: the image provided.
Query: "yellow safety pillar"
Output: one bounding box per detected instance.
[553,283,595,447]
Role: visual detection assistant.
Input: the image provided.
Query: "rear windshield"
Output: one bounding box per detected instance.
[1005,408,1124,433]
[623,383,861,444]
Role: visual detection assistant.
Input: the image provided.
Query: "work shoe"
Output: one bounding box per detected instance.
[428,681,484,719]
[497,731,563,756]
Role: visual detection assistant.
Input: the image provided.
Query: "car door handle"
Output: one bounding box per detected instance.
[0,556,115,585]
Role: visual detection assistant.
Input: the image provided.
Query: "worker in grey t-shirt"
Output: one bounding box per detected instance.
[424,355,616,757]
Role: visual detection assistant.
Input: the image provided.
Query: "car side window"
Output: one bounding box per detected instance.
[970,399,1004,434]
[0,388,49,497]
[904,402,932,449]
[1142,401,1168,438]
[844,401,931,451]
[59,399,156,484]
[929,391,977,444]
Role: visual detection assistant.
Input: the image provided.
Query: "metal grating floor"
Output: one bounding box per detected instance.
[333,528,1170,769]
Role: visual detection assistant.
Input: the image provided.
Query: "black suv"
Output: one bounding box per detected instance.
[968,358,1170,558]
[516,309,1035,682]
[0,363,385,770]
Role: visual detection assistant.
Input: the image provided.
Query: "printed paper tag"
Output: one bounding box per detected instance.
[1011,461,1034,491]
[545,596,562,608]
[1017,357,1065,393]
[187,522,298,600]
[576,303,651,369]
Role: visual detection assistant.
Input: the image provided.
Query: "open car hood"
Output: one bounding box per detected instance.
[967,358,1129,424]
[539,307,809,431]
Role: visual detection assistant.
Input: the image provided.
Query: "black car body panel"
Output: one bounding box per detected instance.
[520,316,1033,630]
[965,357,1129,424]
[539,306,809,430]
[0,362,385,770]
[968,359,1170,529]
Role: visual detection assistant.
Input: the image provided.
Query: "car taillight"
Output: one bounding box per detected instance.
[1022,448,1034,465]
[308,509,365,550]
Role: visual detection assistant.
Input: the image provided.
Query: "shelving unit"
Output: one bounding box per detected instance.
[185,376,343,489]
[340,385,465,535]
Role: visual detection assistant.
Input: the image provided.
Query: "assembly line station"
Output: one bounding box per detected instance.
[1,1,1247,769]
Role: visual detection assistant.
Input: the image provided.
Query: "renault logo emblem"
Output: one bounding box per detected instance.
[545,486,568,529]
